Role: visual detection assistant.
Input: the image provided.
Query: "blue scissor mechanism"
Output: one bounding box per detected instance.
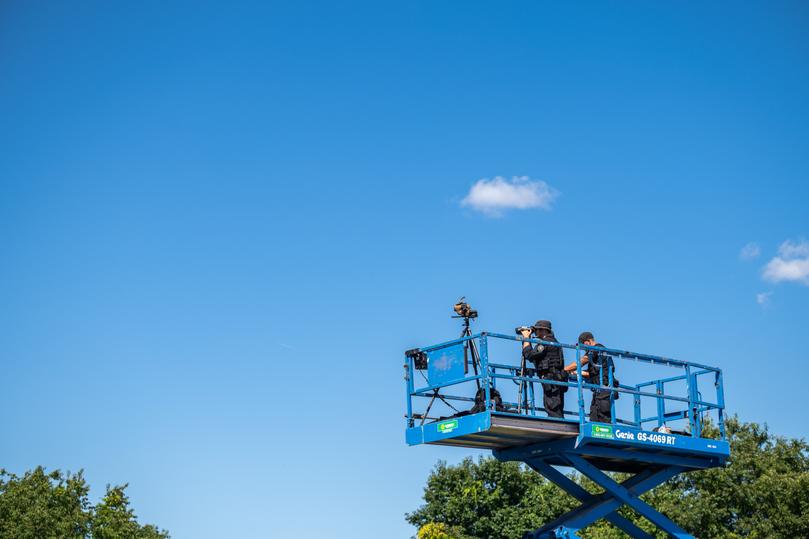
[404,332,729,539]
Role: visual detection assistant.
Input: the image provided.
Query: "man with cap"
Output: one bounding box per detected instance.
[519,320,566,418]
[564,331,615,423]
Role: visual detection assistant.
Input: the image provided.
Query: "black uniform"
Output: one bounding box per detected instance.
[585,343,615,423]
[523,333,566,418]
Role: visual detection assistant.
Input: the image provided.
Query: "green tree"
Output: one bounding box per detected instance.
[92,485,168,539]
[407,417,809,538]
[0,468,91,539]
[417,522,468,539]
[0,467,169,539]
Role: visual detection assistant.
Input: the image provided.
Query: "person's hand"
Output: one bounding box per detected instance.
[520,329,532,338]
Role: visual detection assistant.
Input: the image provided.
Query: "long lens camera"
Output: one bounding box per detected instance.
[453,298,478,319]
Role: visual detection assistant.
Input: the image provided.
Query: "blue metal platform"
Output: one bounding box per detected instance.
[404,331,729,538]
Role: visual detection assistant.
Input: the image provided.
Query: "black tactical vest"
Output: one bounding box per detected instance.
[586,345,612,387]
[535,334,564,373]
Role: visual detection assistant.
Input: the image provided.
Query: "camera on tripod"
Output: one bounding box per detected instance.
[453,298,477,319]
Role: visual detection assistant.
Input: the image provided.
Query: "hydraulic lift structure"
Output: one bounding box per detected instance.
[404,331,728,538]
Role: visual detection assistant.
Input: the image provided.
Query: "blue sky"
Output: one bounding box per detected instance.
[1,1,808,537]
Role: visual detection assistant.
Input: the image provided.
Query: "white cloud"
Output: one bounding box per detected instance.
[739,242,760,260]
[777,238,809,259]
[762,238,809,286]
[460,176,559,217]
[756,292,772,306]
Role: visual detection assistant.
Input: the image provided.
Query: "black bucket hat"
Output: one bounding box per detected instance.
[533,320,552,331]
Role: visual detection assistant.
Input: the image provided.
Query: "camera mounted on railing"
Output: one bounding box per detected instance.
[405,348,428,370]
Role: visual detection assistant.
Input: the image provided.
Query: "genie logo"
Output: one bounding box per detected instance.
[614,428,635,441]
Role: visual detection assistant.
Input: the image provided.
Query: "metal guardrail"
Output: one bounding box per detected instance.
[404,331,726,441]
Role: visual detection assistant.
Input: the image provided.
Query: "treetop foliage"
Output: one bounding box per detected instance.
[0,467,169,539]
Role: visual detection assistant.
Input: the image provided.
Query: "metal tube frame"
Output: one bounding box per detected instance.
[405,332,726,441]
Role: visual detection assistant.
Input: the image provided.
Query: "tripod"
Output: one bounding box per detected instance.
[517,344,531,414]
[516,332,539,415]
[456,313,482,391]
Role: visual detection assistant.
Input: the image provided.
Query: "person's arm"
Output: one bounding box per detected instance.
[520,328,532,351]
[520,329,546,360]
[564,354,589,373]
[520,329,531,348]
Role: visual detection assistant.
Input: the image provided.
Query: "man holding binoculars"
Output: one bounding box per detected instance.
[518,320,566,418]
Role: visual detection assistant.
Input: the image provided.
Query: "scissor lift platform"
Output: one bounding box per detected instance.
[404,331,729,538]
[407,411,728,474]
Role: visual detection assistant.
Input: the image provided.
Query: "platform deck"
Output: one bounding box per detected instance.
[407,412,729,473]
[409,413,578,450]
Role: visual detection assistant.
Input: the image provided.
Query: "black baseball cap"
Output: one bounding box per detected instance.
[578,331,594,344]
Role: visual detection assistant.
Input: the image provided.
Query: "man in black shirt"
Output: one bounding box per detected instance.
[519,320,566,418]
[564,331,615,423]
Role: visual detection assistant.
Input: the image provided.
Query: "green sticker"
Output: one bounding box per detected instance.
[438,419,459,434]
[591,425,614,439]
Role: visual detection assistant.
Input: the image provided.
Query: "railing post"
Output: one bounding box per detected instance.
[655,380,665,428]
[480,333,491,410]
[405,354,414,428]
[685,365,702,437]
[576,344,586,426]
[608,355,616,425]
[716,370,726,440]
[633,383,642,427]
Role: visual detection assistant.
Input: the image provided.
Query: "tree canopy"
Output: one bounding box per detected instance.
[407,417,809,538]
[0,467,169,539]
